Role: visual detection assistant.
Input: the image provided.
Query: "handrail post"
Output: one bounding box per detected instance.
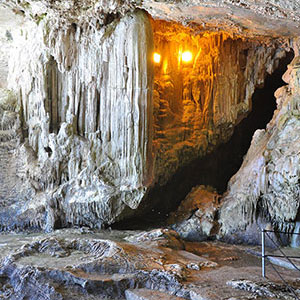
[262,229,265,278]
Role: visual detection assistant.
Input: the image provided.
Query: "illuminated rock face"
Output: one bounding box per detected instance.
[151,20,287,185]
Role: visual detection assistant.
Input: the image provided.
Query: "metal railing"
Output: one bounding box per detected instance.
[261,229,300,300]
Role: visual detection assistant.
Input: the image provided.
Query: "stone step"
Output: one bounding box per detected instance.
[125,289,185,300]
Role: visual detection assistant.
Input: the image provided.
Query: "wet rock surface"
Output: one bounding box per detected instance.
[0,228,299,299]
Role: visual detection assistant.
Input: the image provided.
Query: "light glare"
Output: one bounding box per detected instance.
[153,52,161,64]
[182,51,193,63]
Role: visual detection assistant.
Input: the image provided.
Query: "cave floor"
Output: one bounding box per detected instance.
[0,228,299,300]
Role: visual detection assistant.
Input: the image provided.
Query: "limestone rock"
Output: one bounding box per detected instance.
[3,8,154,230]
[4,0,300,38]
[150,18,289,186]
[0,3,289,230]
[169,186,220,241]
[0,0,298,233]
[125,228,185,250]
[0,89,36,231]
[227,279,300,300]
[1,228,300,299]
[140,0,300,38]
[219,57,300,242]
[0,229,220,299]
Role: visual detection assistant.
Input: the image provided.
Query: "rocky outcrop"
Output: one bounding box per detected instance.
[4,0,300,39]
[0,228,299,299]
[0,229,216,299]
[228,279,300,299]
[168,186,220,241]
[141,0,300,39]
[218,56,300,243]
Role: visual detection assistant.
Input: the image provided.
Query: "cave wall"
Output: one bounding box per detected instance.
[151,20,287,185]
[219,55,300,243]
[4,9,154,230]
[0,1,297,232]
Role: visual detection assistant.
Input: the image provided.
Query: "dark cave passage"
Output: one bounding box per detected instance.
[113,51,294,230]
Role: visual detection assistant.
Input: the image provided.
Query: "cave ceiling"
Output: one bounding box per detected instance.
[2,0,300,39]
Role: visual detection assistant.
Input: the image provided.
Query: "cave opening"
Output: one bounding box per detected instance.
[113,49,294,230]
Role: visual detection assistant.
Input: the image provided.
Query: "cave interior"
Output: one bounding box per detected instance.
[114,19,295,229]
[0,3,300,299]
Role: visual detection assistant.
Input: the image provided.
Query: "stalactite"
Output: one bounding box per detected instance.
[151,20,288,185]
[1,4,297,233]
[6,10,154,229]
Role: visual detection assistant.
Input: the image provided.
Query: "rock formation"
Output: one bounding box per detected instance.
[151,19,287,187]
[168,185,220,241]
[0,0,298,242]
[1,1,300,299]
[141,0,300,38]
[218,54,300,243]
[2,7,154,230]
[0,228,299,299]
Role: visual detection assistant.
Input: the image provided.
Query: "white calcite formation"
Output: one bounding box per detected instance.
[5,7,287,230]
[219,55,300,241]
[3,8,154,230]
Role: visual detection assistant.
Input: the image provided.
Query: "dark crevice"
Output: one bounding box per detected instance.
[104,12,120,25]
[113,50,294,230]
[44,146,53,157]
[46,55,60,134]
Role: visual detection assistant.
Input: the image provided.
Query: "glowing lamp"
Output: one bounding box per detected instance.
[153,52,161,64]
[181,51,193,63]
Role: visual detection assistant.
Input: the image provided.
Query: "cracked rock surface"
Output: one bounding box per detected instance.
[0,0,299,247]
[0,228,300,299]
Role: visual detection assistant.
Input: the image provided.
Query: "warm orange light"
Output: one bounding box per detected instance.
[153,52,161,64]
[181,51,193,63]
